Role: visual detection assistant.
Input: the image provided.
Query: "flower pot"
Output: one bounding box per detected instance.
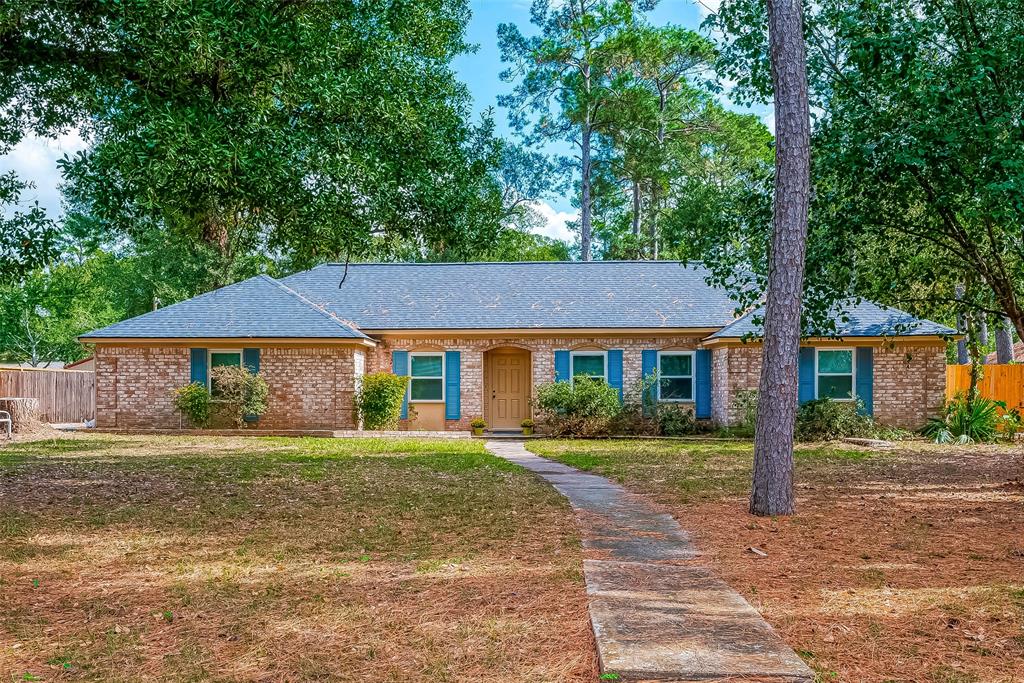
[472,427,485,436]
[522,427,534,436]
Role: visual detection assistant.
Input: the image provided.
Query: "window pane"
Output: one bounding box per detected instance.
[819,375,854,400]
[660,377,693,400]
[659,354,692,377]
[411,355,443,377]
[818,350,852,374]
[210,352,241,368]
[410,378,443,401]
[572,355,605,377]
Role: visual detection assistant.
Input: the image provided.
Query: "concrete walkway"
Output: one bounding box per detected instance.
[485,440,813,682]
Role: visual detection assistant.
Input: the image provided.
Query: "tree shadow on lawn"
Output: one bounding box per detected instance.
[530,438,1024,682]
[0,435,596,682]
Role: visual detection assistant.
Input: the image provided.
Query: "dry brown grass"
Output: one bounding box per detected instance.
[0,433,596,682]
[532,439,1024,683]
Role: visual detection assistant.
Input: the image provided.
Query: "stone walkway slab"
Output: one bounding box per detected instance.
[485,440,813,682]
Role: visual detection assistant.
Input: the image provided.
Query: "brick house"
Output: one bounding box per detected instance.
[79,261,954,431]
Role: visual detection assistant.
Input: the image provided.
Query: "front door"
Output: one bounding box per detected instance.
[488,350,530,429]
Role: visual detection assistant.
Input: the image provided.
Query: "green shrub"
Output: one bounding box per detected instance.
[608,375,660,436]
[535,377,622,437]
[470,417,487,429]
[922,394,1007,444]
[794,398,877,442]
[734,389,759,431]
[657,404,696,436]
[356,372,409,430]
[209,365,269,428]
[172,382,212,427]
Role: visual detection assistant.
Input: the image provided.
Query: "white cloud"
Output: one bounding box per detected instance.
[694,0,721,17]
[528,200,576,242]
[0,130,87,217]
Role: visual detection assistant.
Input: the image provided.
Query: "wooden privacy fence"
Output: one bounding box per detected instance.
[0,367,95,423]
[946,364,1024,412]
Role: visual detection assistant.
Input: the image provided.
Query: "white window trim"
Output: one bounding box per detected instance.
[570,350,607,384]
[657,351,695,402]
[207,349,243,391]
[815,348,856,402]
[408,351,445,403]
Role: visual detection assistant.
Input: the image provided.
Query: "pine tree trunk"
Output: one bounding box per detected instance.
[631,180,641,243]
[976,314,989,364]
[580,122,593,261]
[750,0,811,518]
[995,317,1015,364]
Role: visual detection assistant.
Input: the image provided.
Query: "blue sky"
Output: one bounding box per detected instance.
[1,0,766,244]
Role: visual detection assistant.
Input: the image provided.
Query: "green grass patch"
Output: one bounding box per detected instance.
[527,438,885,503]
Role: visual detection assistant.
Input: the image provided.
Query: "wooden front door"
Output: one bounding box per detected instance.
[487,350,530,429]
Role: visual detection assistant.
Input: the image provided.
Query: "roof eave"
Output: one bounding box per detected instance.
[79,335,378,347]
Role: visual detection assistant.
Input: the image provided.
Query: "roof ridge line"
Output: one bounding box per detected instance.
[258,275,369,339]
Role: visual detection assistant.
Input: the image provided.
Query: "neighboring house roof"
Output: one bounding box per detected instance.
[708,300,956,339]
[280,261,740,330]
[986,341,1024,364]
[81,275,369,340]
[64,357,95,370]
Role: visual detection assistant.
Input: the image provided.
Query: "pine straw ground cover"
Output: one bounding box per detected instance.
[530,439,1024,683]
[0,434,596,682]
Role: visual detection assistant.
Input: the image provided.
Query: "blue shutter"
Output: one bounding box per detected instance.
[554,350,570,382]
[392,350,409,420]
[445,351,461,420]
[243,348,260,374]
[190,348,208,386]
[798,347,816,404]
[607,350,624,402]
[641,350,658,416]
[241,348,262,422]
[856,347,874,415]
[695,349,712,419]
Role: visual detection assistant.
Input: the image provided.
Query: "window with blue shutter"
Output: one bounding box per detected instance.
[190,348,208,386]
[554,350,570,382]
[855,347,874,415]
[695,349,712,419]
[241,348,262,422]
[392,350,409,420]
[641,350,657,416]
[445,351,461,420]
[798,347,816,404]
[243,348,260,374]
[607,350,624,402]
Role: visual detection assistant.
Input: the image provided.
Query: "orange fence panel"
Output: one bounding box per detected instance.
[946,364,1024,412]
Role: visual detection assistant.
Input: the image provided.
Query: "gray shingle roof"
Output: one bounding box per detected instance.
[708,300,956,339]
[280,261,740,330]
[81,262,956,340]
[81,275,368,340]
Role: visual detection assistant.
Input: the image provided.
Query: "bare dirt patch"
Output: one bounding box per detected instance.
[532,439,1024,683]
[1,434,596,682]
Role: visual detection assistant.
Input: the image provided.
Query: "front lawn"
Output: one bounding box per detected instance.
[530,438,1024,683]
[0,434,595,682]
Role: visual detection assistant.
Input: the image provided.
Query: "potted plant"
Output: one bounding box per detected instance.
[521,418,535,436]
[470,417,487,436]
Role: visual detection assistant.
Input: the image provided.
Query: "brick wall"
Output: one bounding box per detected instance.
[95,346,190,428]
[94,344,359,430]
[257,347,358,430]
[368,335,704,430]
[714,342,946,429]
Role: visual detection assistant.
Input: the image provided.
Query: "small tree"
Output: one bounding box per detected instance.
[173,382,212,428]
[209,366,269,428]
[356,373,409,430]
